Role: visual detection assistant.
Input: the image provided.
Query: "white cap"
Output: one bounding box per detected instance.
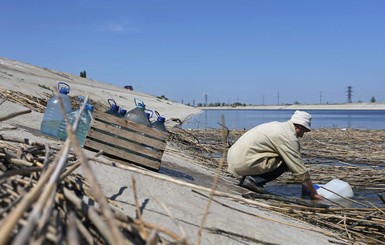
[290,110,312,131]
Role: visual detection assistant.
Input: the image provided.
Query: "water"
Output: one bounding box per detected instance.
[125,98,152,127]
[40,92,72,137]
[152,117,167,132]
[57,106,93,147]
[266,182,384,208]
[125,106,152,127]
[40,121,62,136]
[185,110,385,207]
[182,109,385,130]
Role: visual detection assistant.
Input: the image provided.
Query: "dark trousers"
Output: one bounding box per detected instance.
[249,162,289,186]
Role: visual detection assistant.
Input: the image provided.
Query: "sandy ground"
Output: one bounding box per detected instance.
[0,57,350,244]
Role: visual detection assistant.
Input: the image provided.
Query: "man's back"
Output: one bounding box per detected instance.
[227,120,298,176]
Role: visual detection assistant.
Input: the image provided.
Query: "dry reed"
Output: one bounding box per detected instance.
[1,87,385,244]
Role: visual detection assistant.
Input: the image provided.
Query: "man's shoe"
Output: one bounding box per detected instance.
[241,176,268,194]
[238,176,246,186]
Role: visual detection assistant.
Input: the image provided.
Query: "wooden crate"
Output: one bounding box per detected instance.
[84,111,169,171]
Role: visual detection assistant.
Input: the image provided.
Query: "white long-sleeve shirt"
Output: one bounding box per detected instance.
[227,120,310,181]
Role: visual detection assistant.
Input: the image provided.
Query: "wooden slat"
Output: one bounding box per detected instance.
[86,129,163,159]
[84,140,161,170]
[89,121,166,151]
[83,111,169,171]
[93,111,169,140]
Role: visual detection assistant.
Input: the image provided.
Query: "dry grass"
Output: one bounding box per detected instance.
[1,87,385,244]
[167,127,385,244]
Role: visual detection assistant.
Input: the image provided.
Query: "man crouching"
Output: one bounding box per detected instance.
[227,110,322,200]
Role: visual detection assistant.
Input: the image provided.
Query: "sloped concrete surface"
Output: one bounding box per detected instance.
[0,57,343,244]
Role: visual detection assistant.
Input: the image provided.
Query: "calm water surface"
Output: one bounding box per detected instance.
[182,109,385,130]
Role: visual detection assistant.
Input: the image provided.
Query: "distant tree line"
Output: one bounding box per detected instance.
[189,102,247,107]
[370,97,376,103]
[80,70,87,78]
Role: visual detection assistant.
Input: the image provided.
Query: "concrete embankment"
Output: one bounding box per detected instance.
[0,57,344,244]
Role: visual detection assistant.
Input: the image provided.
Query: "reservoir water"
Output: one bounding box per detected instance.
[182,109,385,207]
[182,109,385,130]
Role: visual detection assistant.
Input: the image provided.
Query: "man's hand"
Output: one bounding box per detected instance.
[302,179,322,200]
[311,194,323,200]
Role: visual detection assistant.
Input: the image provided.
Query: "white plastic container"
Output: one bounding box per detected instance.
[317,179,354,200]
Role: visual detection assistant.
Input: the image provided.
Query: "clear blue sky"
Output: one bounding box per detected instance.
[1,1,385,105]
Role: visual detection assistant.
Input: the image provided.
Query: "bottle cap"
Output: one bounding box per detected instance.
[137,102,145,109]
[59,87,70,94]
[58,82,70,94]
[86,104,94,111]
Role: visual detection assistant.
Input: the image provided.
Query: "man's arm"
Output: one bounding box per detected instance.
[301,179,323,200]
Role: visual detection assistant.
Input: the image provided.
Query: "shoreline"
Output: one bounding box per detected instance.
[198,102,385,110]
[1,58,384,244]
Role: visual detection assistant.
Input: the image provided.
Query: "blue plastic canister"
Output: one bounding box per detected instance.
[105,99,120,117]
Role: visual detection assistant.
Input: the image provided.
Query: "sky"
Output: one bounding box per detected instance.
[1,1,385,106]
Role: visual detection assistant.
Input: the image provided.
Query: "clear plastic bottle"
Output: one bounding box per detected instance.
[57,102,94,147]
[40,82,72,137]
[77,103,94,146]
[125,98,152,127]
[152,111,167,132]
